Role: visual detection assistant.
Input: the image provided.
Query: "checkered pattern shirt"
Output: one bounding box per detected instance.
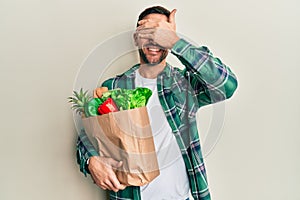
[76,38,238,200]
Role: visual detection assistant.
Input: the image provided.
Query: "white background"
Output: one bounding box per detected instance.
[0,0,299,199]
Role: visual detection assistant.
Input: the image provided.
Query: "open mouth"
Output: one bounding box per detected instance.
[138,43,168,65]
[148,47,161,52]
[143,44,165,53]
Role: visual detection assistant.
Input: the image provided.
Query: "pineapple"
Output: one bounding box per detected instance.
[68,88,91,116]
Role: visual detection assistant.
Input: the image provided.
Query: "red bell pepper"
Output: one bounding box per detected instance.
[98,98,119,114]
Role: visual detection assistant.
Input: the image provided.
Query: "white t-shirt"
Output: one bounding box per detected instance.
[135,69,190,200]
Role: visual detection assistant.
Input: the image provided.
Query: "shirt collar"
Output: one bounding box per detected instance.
[123,63,172,78]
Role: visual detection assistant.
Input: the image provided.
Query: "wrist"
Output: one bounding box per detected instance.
[170,36,180,49]
[87,156,98,168]
[171,38,190,55]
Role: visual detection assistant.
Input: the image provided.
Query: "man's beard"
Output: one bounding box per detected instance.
[138,48,168,66]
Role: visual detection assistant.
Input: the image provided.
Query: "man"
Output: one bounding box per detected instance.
[76,6,238,200]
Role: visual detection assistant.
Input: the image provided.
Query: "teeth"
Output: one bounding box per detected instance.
[148,48,160,52]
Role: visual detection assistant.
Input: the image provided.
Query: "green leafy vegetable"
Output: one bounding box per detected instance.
[81,87,152,117]
[84,98,104,117]
[101,88,152,110]
[130,87,152,109]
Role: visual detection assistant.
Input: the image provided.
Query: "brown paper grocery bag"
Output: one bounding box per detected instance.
[82,106,160,186]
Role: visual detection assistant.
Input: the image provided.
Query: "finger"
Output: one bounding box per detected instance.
[137,22,159,30]
[99,182,109,191]
[136,28,155,35]
[137,33,154,40]
[116,161,123,168]
[169,9,177,24]
[91,172,111,191]
[109,173,124,191]
[104,179,119,192]
[91,173,108,190]
[108,159,123,168]
[119,184,127,190]
[138,19,152,25]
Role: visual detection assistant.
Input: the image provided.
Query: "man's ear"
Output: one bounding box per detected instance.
[133,32,138,46]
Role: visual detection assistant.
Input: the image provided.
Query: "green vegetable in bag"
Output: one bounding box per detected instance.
[85,98,104,117]
[82,87,152,117]
[101,88,152,110]
[110,89,132,110]
[130,87,152,109]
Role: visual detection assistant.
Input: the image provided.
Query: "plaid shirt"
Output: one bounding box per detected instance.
[76,38,238,200]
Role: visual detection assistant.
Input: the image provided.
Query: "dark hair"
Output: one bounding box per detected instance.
[137,6,170,26]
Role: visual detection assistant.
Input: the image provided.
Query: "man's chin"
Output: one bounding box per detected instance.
[145,59,161,66]
[139,49,168,66]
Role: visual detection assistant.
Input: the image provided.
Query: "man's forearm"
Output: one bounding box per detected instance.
[76,129,99,176]
[171,38,238,106]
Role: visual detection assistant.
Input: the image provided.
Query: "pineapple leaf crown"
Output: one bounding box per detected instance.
[68,88,92,115]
